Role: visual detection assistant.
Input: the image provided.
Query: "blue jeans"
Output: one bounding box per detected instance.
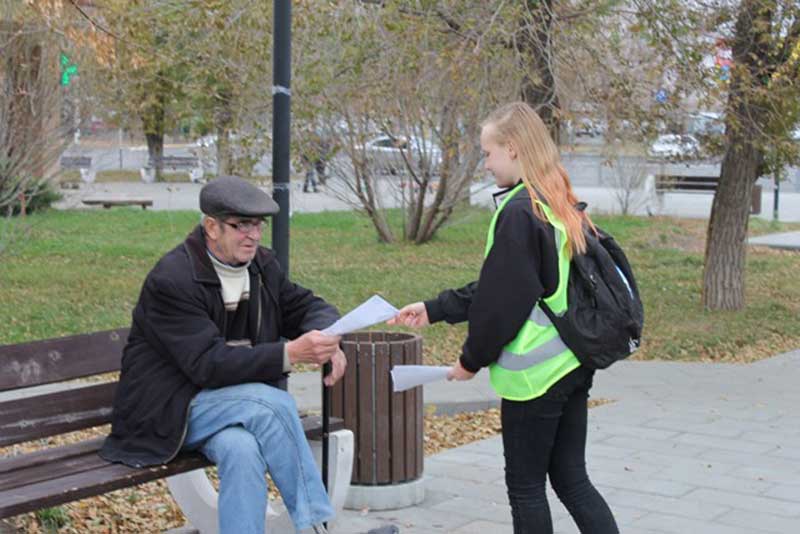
[182,382,334,534]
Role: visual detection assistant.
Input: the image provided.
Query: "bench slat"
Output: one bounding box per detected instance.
[0,437,105,475]
[301,415,344,439]
[655,174,719,192]
[0,329,128,392]
[0,383,117,447]
[82,199,154,209]
[60,156,92,169]
[0,442,111,492]
[0,452,210,518]
[161,156,198,168]
[0,416,343,518]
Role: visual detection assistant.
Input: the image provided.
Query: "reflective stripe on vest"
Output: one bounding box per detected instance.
[496,334,570,370]
[486,183,579,400]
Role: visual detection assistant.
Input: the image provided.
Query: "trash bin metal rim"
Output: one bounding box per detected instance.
[341,332,421,346]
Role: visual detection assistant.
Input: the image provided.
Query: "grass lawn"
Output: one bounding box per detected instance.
[1,208,799,364]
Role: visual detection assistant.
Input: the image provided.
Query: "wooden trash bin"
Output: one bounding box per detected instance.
[330,332,425,509]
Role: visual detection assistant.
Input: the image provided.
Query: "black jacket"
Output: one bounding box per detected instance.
[100,225,339,467]
[425,185,560,373]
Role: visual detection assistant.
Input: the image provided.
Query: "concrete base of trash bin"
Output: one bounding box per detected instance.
[345,477,426,511]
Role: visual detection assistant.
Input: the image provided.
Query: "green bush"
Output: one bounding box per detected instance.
[10,184,62,216]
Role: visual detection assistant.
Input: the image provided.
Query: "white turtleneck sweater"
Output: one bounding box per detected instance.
[208,253,251,312]
[208,252,291,372]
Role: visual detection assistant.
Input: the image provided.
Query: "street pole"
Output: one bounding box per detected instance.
[773,167,781,222]
[273,1,332,496]
[118,128,124,169]
[272,0,291,275]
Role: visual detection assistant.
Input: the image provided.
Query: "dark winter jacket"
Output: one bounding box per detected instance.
[100,225,339,467]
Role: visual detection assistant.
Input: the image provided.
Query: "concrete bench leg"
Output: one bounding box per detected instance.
[166,429,354,533]
[309,429,355,529]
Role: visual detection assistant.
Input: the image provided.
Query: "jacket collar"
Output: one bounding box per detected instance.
[183,225,276,286]
[492,180,529,208]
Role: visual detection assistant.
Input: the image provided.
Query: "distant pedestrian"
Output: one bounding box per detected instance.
[302,155,319,193]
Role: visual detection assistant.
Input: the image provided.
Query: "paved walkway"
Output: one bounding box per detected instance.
[748,231,800,251]
[290,348,800,533]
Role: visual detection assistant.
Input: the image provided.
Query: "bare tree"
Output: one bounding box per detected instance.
[0,12,67,252]
[601,144,652,215]
[294,1,519,243]
[299,0,671,242]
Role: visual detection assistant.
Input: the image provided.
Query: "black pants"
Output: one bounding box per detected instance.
[502,366,618,534]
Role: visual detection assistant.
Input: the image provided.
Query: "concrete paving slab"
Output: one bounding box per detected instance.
[748,231,800,251]
[716,509,800,534]
[631,512,760,534]
[330,348,800,533]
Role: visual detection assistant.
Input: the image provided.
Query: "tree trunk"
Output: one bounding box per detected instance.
[216,128,232,176]
[1,20,62,215]
[701,0,772,311]
[215,88,234,177]
[145,132,164,181]
[142,96,166,181]
[519,0,560,141]
[369,209,395,243]
[702,135,762,310]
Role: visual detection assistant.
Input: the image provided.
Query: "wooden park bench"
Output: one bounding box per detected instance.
[81,197,154,210]
[655,174,762,214]
[60,156,92,170]
[160,155,199,172]
[59,156,94,188]
[0,329,354,531]
[141,156,203,183]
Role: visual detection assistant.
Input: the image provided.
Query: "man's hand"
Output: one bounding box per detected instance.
[447,359,476,382]
[323,347,347,387]
[286,330,342,366]
[387,302,429,328]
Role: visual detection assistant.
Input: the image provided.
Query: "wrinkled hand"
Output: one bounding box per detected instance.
[286,330,342,366]
[387,302,430,328]
[324,347,347,387]
[447,359,476,382]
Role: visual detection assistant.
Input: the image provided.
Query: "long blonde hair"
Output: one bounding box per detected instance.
[482,101,593,256]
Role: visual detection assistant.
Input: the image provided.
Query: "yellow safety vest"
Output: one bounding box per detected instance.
[486,183,580,401]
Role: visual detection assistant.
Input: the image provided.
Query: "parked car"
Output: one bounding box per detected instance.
[191,132,271,176]
[360,134,442,175]
[648,134,701,160]
[573,117,606,138]
[688,111,725,137]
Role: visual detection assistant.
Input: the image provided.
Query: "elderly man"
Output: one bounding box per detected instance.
[101,175,346,534]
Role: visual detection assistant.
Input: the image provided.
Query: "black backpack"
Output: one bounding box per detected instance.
[541,218,644,370]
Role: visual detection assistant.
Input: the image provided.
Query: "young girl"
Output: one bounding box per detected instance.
[389,102,619,534]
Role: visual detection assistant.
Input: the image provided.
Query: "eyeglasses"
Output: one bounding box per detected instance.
[220,218,266,234]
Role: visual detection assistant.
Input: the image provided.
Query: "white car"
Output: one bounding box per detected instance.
[648,134,701,160]
[361,134,442,175]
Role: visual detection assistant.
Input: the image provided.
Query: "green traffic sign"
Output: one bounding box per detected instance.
[60,53,77,86]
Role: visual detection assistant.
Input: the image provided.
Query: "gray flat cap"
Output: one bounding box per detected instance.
[200,175,279,218]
